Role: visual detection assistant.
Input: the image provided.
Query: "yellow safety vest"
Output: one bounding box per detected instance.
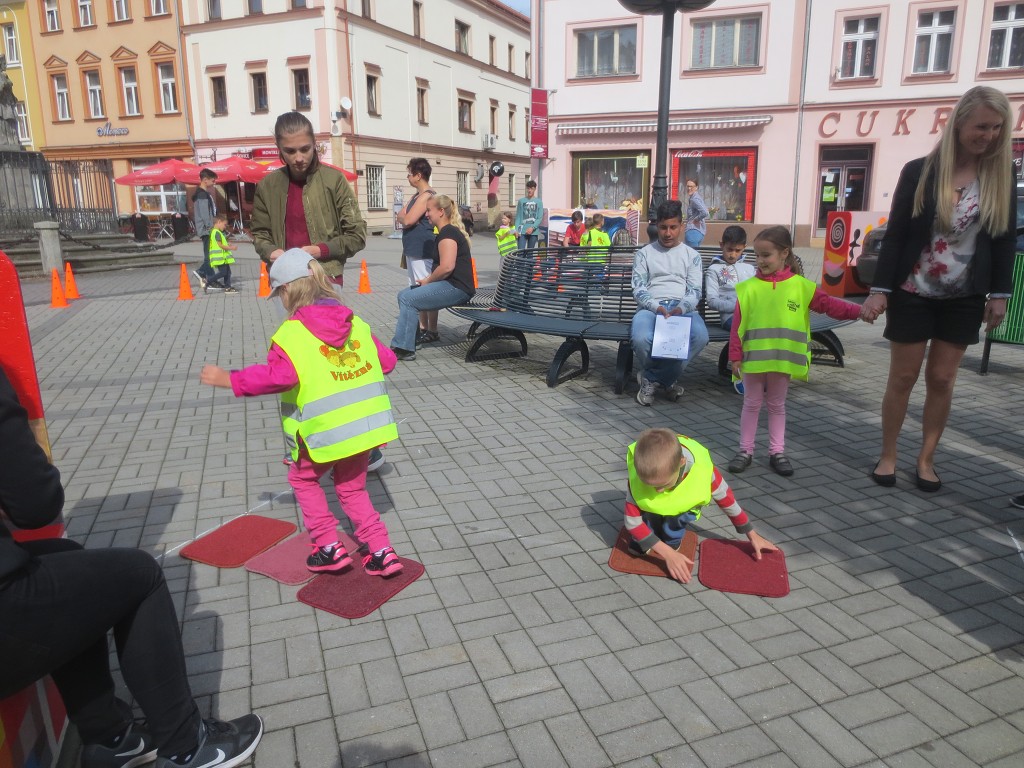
[496,227,517,257]
[736,276,816,381]
[272,317,398,463]
[209,229,234,267]
[579,229,610,263]
[626,435,712,518]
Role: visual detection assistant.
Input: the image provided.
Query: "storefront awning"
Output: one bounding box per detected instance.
[555,115,773,136]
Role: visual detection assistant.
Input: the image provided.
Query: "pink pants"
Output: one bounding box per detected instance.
[287,448,391,553]
[739,371,790,456]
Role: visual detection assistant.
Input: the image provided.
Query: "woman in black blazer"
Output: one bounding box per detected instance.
[861,86,1015,492]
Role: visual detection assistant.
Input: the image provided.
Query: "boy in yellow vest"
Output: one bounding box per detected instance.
[579,213,611,250]
[626,427,777,583]
[207,213,238,294]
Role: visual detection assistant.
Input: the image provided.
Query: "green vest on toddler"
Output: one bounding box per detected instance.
[626,434,712,518]
[209,229,234,267]
[496,226,517,257]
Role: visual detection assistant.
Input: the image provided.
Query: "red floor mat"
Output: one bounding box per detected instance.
[297,534,424,619]
[697,538,789,597]
[245,534,316,585]
[180,515,296,568]
[607,527,698,578]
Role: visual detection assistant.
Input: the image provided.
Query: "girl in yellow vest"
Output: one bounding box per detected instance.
[495,212,518,258]
[728,226,868,477]
[200,249,404,576]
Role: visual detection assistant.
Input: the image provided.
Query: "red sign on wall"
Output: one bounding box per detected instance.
[530,89,548,159]
[251,147,279,160]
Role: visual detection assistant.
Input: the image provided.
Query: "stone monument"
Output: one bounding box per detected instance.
[0,54,21,150]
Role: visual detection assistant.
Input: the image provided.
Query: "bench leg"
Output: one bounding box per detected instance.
[547,338,590,387]
[614,341,633,394]
[980,337,992,375]
[810,330,845,368]
[467,321,481,340]
[465,326,528,362]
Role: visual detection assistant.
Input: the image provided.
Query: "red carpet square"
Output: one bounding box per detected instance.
[245,534,316,585]
[608,527,698,578]
[697,538,789,597]
[297,534,424,619]
[180,515,296,568]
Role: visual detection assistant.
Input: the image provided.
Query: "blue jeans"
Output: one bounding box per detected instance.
[196,236,215,279]
[642,510,699,548]
[391,281,470,351]
[684,229,704,249]
[518,233,538,251]
[631,304,709,387]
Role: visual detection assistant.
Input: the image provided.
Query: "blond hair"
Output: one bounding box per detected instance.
[281,259,338,314]
[914,86,1013,235]
[633,428,682,485]
[430,194,469,240]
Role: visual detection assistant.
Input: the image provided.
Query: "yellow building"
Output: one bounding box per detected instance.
[24,0,193,217]
[1,1,45,151]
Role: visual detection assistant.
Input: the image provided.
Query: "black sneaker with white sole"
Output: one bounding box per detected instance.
[155,715,263,768]
[367,447,385,472]
[81,722,157,768]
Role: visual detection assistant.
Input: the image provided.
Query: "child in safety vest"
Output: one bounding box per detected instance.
[200,249,404,577]
[495,212,518,258]
[207,214,238,294]
[579,213,611,251]
[727,226,869,478]
[626,428,777,583]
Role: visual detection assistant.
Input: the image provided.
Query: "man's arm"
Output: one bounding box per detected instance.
[194,193,214,234]
[631,247,658,312]
[0,370,63,529]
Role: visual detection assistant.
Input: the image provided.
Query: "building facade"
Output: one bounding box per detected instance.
[181,0,532,234]
[1,1,45,152]
[532,0,1024,246]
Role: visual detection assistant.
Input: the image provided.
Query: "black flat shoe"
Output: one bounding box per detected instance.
[915,470,941,492]
[870,462,896,487]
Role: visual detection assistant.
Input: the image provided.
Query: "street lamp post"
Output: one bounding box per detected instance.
[617,1,715,239]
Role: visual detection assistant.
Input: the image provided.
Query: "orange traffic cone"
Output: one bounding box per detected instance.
[471,257,479,289]
[50,268,68,308]
[358,260,371,294]
[258,262,271,297]
[64,262,80,300]
[177,263,194,301]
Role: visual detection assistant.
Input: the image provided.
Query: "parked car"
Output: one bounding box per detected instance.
[458,205,475,236]
[855,182,1024,285]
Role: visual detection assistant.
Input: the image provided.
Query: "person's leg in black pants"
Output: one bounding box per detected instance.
[0,539,202,756]
[198,237,215,281]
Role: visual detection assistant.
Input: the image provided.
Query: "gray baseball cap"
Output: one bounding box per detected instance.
[268,248,314,297]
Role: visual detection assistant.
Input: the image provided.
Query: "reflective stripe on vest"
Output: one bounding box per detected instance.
[496,228,517,257]
[626,435,712,518]
[272,317,398,463]
[735,275,816,381]
[209,230,234,267]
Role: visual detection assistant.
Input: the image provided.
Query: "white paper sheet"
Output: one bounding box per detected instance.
[652,315,691,359]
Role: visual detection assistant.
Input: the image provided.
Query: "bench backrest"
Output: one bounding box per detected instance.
[989,251,1024,344]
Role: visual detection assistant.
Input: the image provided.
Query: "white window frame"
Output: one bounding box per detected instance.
[151,0,169,15]
[2,24,18,64]
[44,0,60,32]
[132,158,186,214]
[157,62,178,113]
[690,15,761,70]
[575,24,637,77]
[457,170,469,207]
[988,2,1024,69]
[839,16,879,79]
[85,70,104,118]
[113,0,130,22]
[54,74,71,120]
[15,101,29,143]
[78,0,94,27]
[121,66,140,116]
[365,164,386,210]
[913,9,955,74]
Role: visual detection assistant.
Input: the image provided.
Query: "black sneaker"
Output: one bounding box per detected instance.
[1010,494,1024,510]
[155,716,263,768]
[307,544,352,573]
[81,722,156,768]
[367,447,385,472]
[223,287,239,294]
[391,347,416,361]
[363,547,403,577]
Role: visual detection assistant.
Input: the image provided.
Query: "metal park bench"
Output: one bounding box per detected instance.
[448,245,850,392]
[980,245,1024,374]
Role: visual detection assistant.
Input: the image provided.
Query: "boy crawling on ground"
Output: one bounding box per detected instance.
[626,427,778,582]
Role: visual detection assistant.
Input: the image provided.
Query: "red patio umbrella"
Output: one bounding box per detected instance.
[177,156,271,185]
[114,158,201,186]
[260,160,358,183]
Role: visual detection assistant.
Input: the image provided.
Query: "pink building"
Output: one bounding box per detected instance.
[532,0,1024,245]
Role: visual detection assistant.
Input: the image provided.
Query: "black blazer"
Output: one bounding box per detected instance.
[873,156,1016,296]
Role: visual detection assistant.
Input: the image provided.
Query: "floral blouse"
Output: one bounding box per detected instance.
[901,180,981,298]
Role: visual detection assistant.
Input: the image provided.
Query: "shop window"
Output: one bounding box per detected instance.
[691,15,761,69]
[457,171,469,207]
[251,72,268,113]
[988,3,1024,69]
[211,76,228,115]
[456,20,470,55]
[913,9,955,74]
[113,0,131,22]
[365,164,385,209]
[671,148,756,223]
[293,68,311,111]
[120,66,140,116]
[2,24,18,64]
[839,16,879,79]
[572,151,651,211]
[575,25,636,77]
[133,158,186,214]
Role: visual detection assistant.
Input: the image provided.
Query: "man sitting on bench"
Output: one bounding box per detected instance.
[631,199,710,406]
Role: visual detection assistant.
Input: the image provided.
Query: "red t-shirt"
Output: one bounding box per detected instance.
[284,177,335,281]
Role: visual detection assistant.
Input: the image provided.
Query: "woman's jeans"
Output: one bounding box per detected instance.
[684,229,704,248]
[391,281,470,351]
[630,302,710,387]
[0,539,201,755]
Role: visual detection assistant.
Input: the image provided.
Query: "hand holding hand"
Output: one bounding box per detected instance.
[861,292,887,322]
[859,304,878,324]
[983,298,1007,332]
[200,365,231,388]
[746,530,779,561]
[669,305,684,317]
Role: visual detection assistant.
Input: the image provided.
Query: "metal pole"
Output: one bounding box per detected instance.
[648,6,676,239]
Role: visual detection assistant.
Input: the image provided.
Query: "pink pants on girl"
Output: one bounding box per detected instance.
[739,371,791,456]
[287,448,392,553]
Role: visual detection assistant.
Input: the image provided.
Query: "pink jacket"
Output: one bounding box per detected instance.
[728,268,860,364]
[231,300,397,396]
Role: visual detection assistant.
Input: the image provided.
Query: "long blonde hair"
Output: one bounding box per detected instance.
[914,86,1013,235]
[431,194,470,240]
[281,259,338,314]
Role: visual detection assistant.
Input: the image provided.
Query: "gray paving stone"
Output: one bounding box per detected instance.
[544,712,612,768]
[946,718,1024,763]
[427,731,517,768]
[690,723,782,767]
[597,719,684,766]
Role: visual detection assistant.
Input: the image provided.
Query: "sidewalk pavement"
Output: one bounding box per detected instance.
[16,234,1024,768]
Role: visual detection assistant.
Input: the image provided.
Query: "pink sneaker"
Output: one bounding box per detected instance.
[363,548,403,577]
[306,544,352,573]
